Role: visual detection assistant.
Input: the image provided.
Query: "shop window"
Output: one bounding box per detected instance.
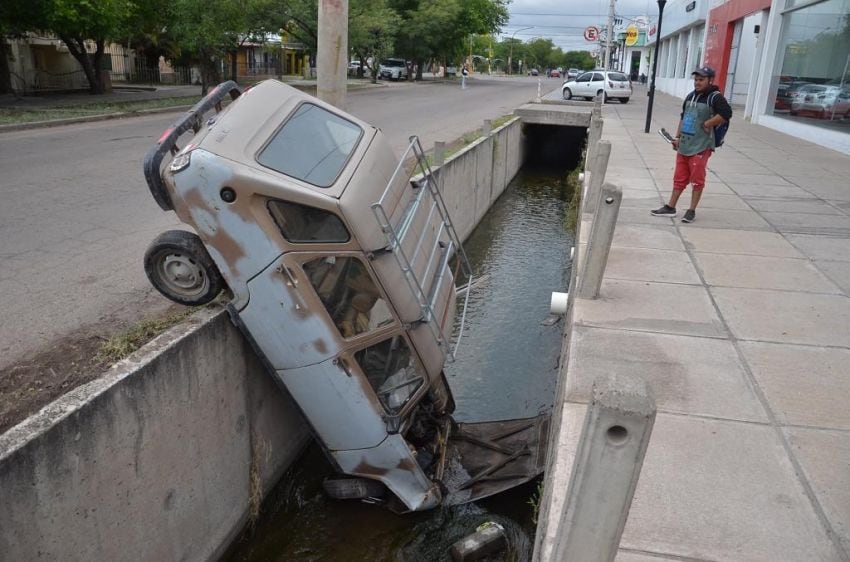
[258,103,362,187]
[355,335,424,414]
[304,256,394,338]
[267,199,350,243]
[771,0,850,128]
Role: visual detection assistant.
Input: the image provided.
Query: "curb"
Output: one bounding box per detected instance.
[0,81,390,133]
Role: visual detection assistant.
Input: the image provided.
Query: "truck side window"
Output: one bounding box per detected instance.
[257,103,362,187]
[355,336,424,414]
[303,256,394,338]
[267,199,350,243]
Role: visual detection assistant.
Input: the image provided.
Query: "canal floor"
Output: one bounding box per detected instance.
[225,167,575,562]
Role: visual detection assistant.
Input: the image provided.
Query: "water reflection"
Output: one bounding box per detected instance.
[225,169,574,562]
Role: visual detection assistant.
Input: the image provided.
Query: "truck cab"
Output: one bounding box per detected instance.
[143,80,548,512]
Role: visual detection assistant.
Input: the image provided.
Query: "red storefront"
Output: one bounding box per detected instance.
[704,0,771,93]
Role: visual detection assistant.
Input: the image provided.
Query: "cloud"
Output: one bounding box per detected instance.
[501,0,657,51]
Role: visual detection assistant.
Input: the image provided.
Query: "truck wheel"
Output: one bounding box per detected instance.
[323,477,386,500]
[144,230,224,306]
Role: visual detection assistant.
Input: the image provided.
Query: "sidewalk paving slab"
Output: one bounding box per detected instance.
[543,87,850,561]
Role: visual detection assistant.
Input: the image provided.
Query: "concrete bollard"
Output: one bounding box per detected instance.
[482,119,492,137]
[450,521,507,561]
[551,375,656,562]
[584,141,612,215]
[433,141,446,167]
[584,117,604,169]
[578,182,622,299]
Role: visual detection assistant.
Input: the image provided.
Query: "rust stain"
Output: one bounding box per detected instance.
[353,458,389,477]
[313,338,328,354]
[395,457,417,473]
[181,187,247,277]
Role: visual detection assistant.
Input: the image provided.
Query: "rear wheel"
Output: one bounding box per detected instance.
[562,88,572,100]
[620,97,630,104]
[144,230,224,306]
[323,478,386,500]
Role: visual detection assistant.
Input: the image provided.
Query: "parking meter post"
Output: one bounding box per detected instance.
[551,374,656,562]
[579,182,621,299]
[317,0,348,109]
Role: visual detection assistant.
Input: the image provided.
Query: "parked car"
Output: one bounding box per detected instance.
[142,80,549,513]
[566,68,580,80]
[774,81,816,111]
[379,58,408,80]
[348,60,370,77]
[548,69,561,78]
[445,64,458,77]
[790,85,850,119]
[561,70,632,103]
[528,68,539,76]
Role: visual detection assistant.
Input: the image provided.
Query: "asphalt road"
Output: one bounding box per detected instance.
[0,76,559,370]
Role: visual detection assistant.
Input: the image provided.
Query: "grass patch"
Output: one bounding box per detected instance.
[528,478,544,525]
[0,95,202,125]
[96,308,194,363]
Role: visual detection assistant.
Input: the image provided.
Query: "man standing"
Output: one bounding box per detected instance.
[651,66,732,223]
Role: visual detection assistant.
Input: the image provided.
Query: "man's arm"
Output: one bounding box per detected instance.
[672,119,683,150]
[703,93,733,130]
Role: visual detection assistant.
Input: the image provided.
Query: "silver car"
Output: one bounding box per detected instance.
[142,80,549,513]
[562,70,632,103]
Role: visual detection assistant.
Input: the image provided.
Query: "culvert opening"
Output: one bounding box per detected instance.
[522,124,587,173]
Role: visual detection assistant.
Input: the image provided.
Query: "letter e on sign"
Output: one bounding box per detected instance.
[584,26,600,42]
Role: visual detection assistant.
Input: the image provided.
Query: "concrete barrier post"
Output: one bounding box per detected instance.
[483,119,492,137]
[578,182,621,299]
[584,117,604,169]
[583,141,611,215]
[551,375,656,562]
[433,141,446,167]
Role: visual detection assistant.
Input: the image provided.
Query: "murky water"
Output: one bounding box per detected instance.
[225,169,574,562]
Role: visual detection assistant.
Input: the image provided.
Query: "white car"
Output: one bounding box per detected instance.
[379,58,408,81]
[561,70,632,103]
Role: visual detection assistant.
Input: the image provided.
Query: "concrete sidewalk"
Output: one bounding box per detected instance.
[558,89,850,560]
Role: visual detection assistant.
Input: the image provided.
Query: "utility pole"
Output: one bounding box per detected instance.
[604,0,615,70]
[317,0,348,109]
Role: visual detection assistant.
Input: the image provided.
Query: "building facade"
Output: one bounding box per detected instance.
[648,0,850,153]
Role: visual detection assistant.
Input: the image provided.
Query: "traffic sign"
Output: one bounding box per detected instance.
[584,26,600,42]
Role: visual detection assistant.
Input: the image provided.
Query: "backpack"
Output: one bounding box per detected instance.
[685,90,730,148]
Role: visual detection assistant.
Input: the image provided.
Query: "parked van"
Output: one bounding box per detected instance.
[142,80,549,512]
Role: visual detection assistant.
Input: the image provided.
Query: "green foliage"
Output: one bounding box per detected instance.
[563,50,596,71]
[349,0,402,82]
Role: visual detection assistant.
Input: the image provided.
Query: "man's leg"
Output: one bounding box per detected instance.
[682,149,712,223]
[652,152,689,216]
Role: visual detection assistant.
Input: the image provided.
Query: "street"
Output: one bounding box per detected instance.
[0,76,559,370]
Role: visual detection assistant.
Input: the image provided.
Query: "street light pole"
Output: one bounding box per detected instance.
[644,0,667,133]
[508,26,533,75]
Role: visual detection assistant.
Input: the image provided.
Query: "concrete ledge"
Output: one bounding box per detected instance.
[0,307,311,560]
[515,102,592,127]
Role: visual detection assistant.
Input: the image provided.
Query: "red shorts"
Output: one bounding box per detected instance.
[673,149,712,191]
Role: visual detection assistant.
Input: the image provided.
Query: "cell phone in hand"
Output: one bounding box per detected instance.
[658,128,676,144]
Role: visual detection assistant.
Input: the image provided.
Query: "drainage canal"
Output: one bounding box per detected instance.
[225,124,584,562]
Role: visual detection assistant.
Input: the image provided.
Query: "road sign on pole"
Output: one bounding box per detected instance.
[584,26,600,42]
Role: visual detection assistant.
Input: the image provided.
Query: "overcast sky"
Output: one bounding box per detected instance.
[499,0,658,52]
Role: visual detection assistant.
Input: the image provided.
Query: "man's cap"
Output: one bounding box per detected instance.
[692,66,716,78]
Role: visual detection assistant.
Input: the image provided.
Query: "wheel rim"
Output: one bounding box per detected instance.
[157,252,209,298]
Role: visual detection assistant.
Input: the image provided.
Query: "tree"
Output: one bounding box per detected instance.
[349,0,401,83]
[562,50,596,71]
[4,0,132,94]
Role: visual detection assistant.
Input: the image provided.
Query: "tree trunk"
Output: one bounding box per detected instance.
[0,39,13,95]
[415,58,423,81]
[60,35,105,94]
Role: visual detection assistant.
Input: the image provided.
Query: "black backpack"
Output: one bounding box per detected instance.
[685,90,730,147]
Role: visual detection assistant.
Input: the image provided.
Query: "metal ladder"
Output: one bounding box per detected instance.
[371,136,473,360]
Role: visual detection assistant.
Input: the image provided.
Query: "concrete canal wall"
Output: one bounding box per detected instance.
[0,117,526,560]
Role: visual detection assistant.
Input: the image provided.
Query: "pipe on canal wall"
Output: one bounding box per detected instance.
[0,117,526,561]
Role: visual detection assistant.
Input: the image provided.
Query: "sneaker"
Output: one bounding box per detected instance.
[651,204,676,216]
[682,209,696,223]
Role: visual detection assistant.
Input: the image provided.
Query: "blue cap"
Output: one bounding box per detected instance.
[692,66,716,78]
